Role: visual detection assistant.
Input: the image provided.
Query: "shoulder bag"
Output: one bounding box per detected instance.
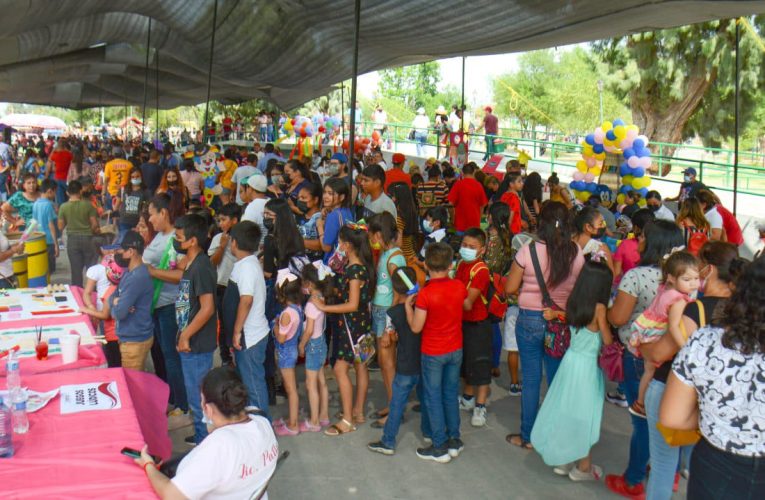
[528,243,570,358]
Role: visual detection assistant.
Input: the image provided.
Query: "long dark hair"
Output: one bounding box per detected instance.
[698,241,747,285]
[639,219,684,267]
[573,206,600,235]
[720,254,765,355]
[536,201,578,288]
[388,182,418,236]
[201,366,249,418]
[338,225,376,293]
[523,171,543,207]
[324,177,351,209]
[566,260,613,327]
[488,201,512,253]
[265,198,304,263]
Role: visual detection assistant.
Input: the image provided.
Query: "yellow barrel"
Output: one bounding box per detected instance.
[12,253,28,288]
[24,232,49,287]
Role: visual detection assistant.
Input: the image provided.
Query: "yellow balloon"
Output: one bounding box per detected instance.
[590,166,602,177]
[638,198,647,207]
[576,161,588,173]
[633,176,652,189]
[602,121,613,131]
[622,175,634,186]
[614,125,626,139]
[595,152,606,161]
[579,191,591,202]
[627,124,639,133]
[616,193,626,205]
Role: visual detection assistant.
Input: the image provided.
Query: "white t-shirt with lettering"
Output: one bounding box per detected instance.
[172,414,278,499]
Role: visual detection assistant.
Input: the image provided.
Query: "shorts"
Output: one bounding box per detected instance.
[371,304,389,337]
[276,343,298,369]
[304,336,327,371]
[502,305,520,352]
[461,319,493,386]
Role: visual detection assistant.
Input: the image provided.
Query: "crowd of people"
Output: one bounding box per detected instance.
[0,131,763,499]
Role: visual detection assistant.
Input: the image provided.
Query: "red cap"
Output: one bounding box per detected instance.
[392,153,405,164]
[484,105,493,113]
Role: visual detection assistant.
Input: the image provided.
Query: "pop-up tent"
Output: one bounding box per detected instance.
[0,113,67,130]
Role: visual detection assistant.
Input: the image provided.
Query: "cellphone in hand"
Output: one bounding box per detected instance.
[121,446,161,463]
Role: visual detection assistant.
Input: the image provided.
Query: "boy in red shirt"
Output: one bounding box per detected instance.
[500,173,524,235]
[454,228,492,427]
[405,242,467,463]
[447,162,487,233]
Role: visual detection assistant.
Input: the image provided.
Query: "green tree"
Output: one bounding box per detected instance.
[378,62,440,109]
[593,17,765,174]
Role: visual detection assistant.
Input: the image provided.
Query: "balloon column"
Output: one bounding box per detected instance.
[569,118,652,206]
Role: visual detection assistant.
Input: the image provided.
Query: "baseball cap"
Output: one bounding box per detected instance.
[330,152,348,163]
[120,231,145,254]
[426,157,437,165]
[682,167,697,176]
[392,153,405,164]
[245,174,268,193]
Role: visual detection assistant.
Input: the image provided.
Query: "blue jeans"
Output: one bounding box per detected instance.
[415,132,427,156]
[235,334,271,421]
[55,179,67,205]
[622,348,650,486]
[153,304,187,411]
[382,373,421,449]
[516,309,561,441]
[646,379,694,500]
[179,351,214,444]
[421,350,462,449]
[491,322,502,369]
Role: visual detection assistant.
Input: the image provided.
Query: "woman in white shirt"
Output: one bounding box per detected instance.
[134,366,279,499]
[0,231,24,288]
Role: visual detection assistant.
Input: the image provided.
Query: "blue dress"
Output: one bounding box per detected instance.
[530,326,605,465]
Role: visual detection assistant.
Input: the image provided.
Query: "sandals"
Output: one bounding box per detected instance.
[369,408,389,419]
[506,433,534,450]
[333,411,366,424]
[324,418,357,436]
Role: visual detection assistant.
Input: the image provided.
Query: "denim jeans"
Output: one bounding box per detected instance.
[622,348,650,486]
[66,234,97,288]
[491,322,502,369]
[646,379,694,500]
[516,309,560,441]
[421,350,463,449]
[55,179,68,205]
[382,373,420,449]
[235,334,271,421]
[688,437,765,499]
[154,304,188,411]
[179,351,214,443]
[415,132,427,157]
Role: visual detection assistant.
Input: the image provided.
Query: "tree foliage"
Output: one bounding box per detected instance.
[378,62,440,109]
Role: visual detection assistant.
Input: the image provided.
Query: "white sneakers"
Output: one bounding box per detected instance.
[568,465,603,482]
[471,406,487,427]
[458,396,475,412]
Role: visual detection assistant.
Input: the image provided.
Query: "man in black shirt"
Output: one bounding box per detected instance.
[140,149,163,193]
[669,167,706,206]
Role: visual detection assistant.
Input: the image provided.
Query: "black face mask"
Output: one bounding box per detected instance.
[172,239,187,255]
[114,252,130,268]
[82,190,92,197]
[595,227,607,239]
[282,173,291,185]
[296,200,309,214]
[263,218,275,232]
[648,204,660,212]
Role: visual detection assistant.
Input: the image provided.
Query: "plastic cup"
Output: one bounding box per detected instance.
[60,334,80,364]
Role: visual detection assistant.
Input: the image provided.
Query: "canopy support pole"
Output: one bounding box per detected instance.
[460,56,466,132]
[347,0,361,178]
[202,0,219,144]
[341,82,345,134]
[141,17,152,142]
[156,49,160,143]
[733,20,740,216]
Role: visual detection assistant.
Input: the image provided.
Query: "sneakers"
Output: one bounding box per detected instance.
[605,474,646,500]
[184,435,197,446]
[458,396,476,412]
[569,464,603,481]
[471,406,487,427]
[416,445,451,463]
[447,438,464,458]
[274,422,300,436]
[299,420,322,433]
[606,390,628,408]
[167,407,187,417]
[367,441,395,456]
[628,401,647,419]
[508,383,522,397]
[553,463,574,476]
[422,436,432,445]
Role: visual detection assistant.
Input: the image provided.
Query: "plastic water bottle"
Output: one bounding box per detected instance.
[0,396,13,458]
[6,351,20,397]
[12,392,28,434]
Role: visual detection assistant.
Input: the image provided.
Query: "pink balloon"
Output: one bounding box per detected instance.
[627,156,640,168]
[594,130,606,144]
[604,145,617,153]
[638,156,651,169]
[619,139,631,150]
[572,171,585,181]
[586,157,596,167]
[637,135,649,147]
[584,173,595,183]
[626,128,638,141]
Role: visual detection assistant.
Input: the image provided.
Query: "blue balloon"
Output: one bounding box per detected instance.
[613,118,625,127]
[606,130,616,141]
[585,182,598,193]
[619,163,631,177]
[632,166,645,178]
[633,138,645,150]
[623,148,635,159]
[570,181,585,191]
[639,148,651,158]
[637,187,649,198]
[619,185,633,194]
[585,134,595,146]
[593,143,604,154]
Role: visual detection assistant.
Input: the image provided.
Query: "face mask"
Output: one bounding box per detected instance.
[131,178,141,186]
[296,200,309,214]
[422,220,433,234]
[201,403,213,426]
[459,247,478,262]
[168,180,178,186]
[595,227,606,239]
[114,252,130,268]
[282,173,291,185]
[327,164,339,175]
[683,175,692,182]
[648,204,659,212]
[82,190,91,197]
[263,218,275,232]
[172,239,187,255]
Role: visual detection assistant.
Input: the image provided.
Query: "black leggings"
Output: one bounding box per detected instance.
[689,438,765,499]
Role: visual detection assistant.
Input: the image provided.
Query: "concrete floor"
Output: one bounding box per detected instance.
[51,246,688,500]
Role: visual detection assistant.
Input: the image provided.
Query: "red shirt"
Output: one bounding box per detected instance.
[416,277,467,355]
[484,113,499,135]
[49,149,73,181]
[384,167,412,192]
[716,205,743,245]
[447,177,487,231]
[455,260,490,322]
[500,191,522,234]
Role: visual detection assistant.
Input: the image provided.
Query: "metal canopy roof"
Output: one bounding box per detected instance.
[0,0,763,110]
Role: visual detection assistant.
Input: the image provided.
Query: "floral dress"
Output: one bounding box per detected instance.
[331,263,371,364]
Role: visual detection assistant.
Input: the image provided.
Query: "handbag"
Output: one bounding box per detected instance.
[656,299,706,447]
[528,243,570,358]
[326,210,347,274]
[598,341,624,382]
[407,129,415,141]
[343,314,375,366]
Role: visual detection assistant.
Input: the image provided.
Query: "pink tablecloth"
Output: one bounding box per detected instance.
[0,286,96,334]
[0,368,171,499]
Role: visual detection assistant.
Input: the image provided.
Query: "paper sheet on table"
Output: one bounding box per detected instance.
[0,388,59,412]
[60,381,122,414]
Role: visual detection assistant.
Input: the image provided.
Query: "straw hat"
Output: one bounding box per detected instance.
[435,105,447,115]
